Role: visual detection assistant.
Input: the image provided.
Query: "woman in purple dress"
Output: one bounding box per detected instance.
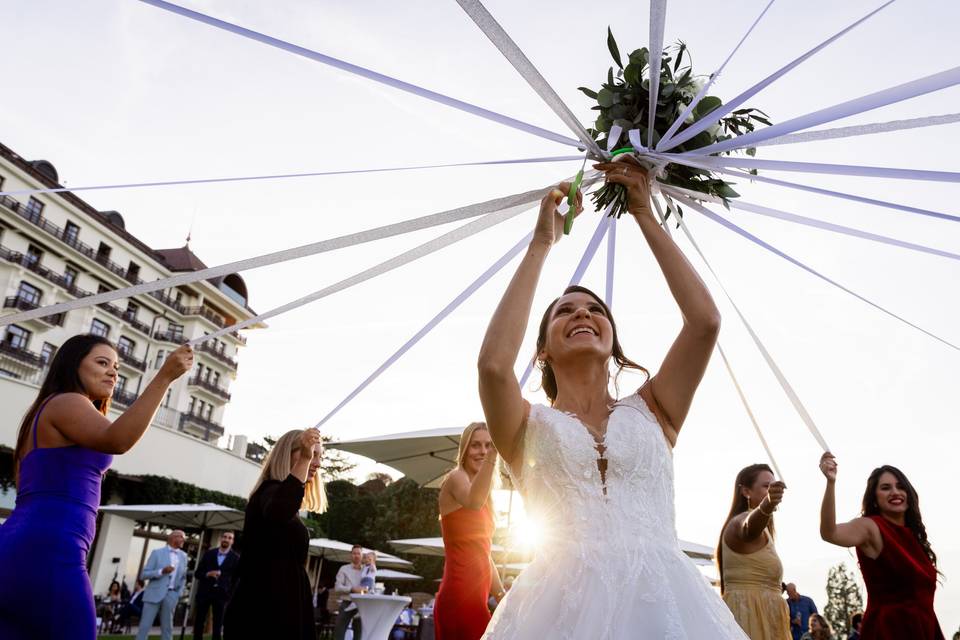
[0,333,193,640]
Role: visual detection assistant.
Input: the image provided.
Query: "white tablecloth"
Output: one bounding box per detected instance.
[351,593,412,640]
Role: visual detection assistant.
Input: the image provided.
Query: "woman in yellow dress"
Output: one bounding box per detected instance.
[718,464,791,640]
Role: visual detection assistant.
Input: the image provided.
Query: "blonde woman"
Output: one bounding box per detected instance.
[435,422,505,640]
[224,428,326,640]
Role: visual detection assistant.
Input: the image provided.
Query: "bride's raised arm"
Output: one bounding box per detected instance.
[477,182,581,466]
[597,161,720,439]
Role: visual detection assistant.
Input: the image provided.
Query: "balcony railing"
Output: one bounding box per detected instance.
[188,375,232,401]
[179,411,224,442]
[117,349,147,372]
[0,341,44,367]
[1,200,255,335]
[196,341,238,370]
[3,295,65,326]
[112,387,139,407]
[153,330,187,345]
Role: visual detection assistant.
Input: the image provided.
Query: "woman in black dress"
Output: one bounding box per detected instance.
[224,428,326,639]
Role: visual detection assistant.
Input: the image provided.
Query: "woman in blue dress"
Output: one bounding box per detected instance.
[0,333,193,639]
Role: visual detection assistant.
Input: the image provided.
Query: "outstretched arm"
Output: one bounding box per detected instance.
[478,183,581,466]
[818,453,880,552]
[445,450,499,510]
[46,345,194,454]
[597,162,720,436]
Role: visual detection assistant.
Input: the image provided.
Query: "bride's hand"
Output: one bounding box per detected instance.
[593,158,653,220]
[533,182,583,247]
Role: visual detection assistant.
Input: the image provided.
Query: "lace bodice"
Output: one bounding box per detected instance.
[486,389,749,639]
[506,391,677,554]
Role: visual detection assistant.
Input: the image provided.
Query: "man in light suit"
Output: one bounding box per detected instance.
[137,530,189,640]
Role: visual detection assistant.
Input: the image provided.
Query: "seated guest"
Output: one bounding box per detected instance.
[391,605,417,640]
[117,580,146,631]
[847,612,863,640]
[800,614,834,640]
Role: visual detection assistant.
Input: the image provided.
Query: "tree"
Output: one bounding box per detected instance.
[824,563,863,636]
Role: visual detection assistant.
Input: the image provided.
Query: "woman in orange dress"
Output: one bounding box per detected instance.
[434,422,504,640]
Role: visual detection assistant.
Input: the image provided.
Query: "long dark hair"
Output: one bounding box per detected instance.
[535,285,647,404]
[861,465,937,568]
[717,463,775,595]
[13,334,115,483]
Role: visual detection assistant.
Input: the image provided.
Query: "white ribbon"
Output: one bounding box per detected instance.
[314,230,534,428]
[648,154,960,223]
[717,343,785,481]
[453,0,603,156]
[0,155,583,199]
[722,198,960,262]
[656,0,896,152]
[691,64,960,155]
[657,0,777,150]
[667,198,831,452]
[0,184,557,327]
[187,200,537,346]
[658,152,960,183]
[754,112,960,148]
[137,0,580,148]
[672,193,960,352]
[647,0,669,147]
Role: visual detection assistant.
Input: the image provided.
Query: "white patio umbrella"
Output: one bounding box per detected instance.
[388,537,518,562]
[326,426,463,488]
[309,538,413,568]
[375,568,424,581]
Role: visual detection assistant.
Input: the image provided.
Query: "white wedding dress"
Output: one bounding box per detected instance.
[483,389,748,640]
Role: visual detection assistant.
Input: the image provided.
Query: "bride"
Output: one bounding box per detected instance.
[477,161,748,639]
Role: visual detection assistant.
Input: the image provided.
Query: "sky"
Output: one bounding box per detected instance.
[2,0,958,631]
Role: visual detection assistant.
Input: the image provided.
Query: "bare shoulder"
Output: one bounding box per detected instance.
[441,468,469,492]
[44,392,98,415]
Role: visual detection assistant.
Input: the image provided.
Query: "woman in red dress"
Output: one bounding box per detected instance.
[818,454,944,639]
[435,422,505,640]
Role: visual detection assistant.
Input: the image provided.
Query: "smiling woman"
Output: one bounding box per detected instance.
[818,454,945,639]
[0,333,193,640]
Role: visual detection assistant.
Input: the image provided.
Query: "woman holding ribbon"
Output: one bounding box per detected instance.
[818,454,944,639]
[434,422,504,640]
[0,334,193,640]
[718,463,791,639]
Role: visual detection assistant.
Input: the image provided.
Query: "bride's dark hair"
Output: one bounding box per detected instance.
[534,285,647,404]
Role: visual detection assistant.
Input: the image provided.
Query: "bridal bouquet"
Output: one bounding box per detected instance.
[580,30,771,218]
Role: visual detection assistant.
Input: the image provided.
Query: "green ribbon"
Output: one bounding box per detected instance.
[563,168,584,235]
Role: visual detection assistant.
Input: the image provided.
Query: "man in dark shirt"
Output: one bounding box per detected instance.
[192,531,240,640]
[785,582,819,640]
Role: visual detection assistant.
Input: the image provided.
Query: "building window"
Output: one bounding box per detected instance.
[64,265,79,288]
[16,281,42,306]
[117,336,136,356]
[202,403,213,420]
[40,342,57,364]
[154,350,165,369]
[96,242,111,262]
[203,366,211,382]
[116,374,128,392]
[24,197,44,221]
[0,174,4,190]
[164,388,172,407]
[125,302,139,321]
[63,221,80,246]
[127,262,140,282]
[3,325,31,350]
[213,372,220,387]
[168,323,184,339]
[187,396,197,414]
[90,319,110,338]
[25,245,43,267]
[97,283,111,294]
